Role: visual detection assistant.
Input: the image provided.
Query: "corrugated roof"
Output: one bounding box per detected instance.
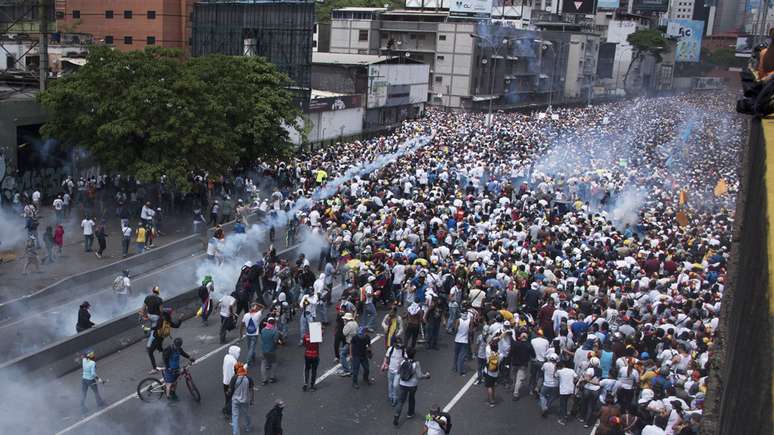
[312,52,388,66]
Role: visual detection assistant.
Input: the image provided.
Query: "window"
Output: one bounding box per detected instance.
[56,11,64,19]
[124,36,133,45]
[410,34,416,40]
[105,10,113,19]
[439,34,446,41]
[72,10,80,18]
[437,55,445,61]
[124,10,132,19]
[146,36,156,45]
[147,10,156,19]
[358,29,368,41]
[417,34,426,40]
[104,35,114,44]
[435,76,443,83]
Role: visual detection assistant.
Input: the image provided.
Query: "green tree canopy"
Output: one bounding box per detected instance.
[623,29,669,90]
[39,46,301,190]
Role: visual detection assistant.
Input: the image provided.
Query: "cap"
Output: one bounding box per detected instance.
[275,399,286,408]
[343,312,354,321]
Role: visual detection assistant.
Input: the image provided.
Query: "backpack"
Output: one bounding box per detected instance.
[246,316,258,335]
[487,352,499,372]
[112,276,124,292]
[399,359,416,382]
[158,319,172,338]
[439,411,453,434]
[197,285,209,301]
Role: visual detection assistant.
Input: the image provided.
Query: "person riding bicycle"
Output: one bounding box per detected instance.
[162,337,195,401]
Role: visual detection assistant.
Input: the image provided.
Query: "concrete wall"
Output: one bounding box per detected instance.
[329,19,379,54]
[311,64,364,94]
[702,118,773,435]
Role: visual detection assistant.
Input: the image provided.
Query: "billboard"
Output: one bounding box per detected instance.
[597,0,621,9]
[449,0,493,17]
[633,0,668,12]
[561,0,596,14]
[668,19,704,62]
[307,95,362,113]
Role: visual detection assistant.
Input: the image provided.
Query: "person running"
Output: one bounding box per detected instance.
[228,362,255,435]
[198,275,215,326]
[393,347,430,426]
[161,337,195,401]
[80,350,106,414]
[218,291,237,344]
[302,331,320,392]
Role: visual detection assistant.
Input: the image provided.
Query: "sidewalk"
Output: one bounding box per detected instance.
[0,205,195,303]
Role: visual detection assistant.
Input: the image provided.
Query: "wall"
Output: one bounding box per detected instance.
[329,18,378,54]
[435,22,476,107]
[310,64,363,94]
[287,107,365,145]
[366,63,430,109]
[58,0,189,51]
[701,117,773,435]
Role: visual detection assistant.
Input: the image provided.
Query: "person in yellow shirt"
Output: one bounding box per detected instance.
[136,224,147,254]
[316,169,327,185]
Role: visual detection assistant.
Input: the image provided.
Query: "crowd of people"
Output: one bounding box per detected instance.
[81,92,743,435]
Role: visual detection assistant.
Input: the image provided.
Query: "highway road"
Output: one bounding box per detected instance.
[0,219,291,363]
[0,283,590,435]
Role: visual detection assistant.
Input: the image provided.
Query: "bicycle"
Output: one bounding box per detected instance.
[137,363,201,403]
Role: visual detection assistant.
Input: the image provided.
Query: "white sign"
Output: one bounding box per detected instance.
[309,322,323,343]
[449,0,492,17]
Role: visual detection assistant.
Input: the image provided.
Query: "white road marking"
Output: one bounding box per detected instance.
[314,334,383,384]
[442,373,478,413]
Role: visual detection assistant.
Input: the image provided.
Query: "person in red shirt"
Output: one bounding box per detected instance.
[302,332,320,392]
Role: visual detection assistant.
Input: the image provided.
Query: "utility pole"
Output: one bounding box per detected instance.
[38,0,49,91]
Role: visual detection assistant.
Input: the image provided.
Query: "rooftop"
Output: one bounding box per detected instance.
[334,7,388,12]
[312,52,387,66]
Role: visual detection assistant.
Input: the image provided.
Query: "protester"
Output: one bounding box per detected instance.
[79,350,106,414]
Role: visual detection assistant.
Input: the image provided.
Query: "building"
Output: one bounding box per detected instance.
[288,90,364,145]
[311,52,428,129]
[191,0,315,107]
[669,0,695,20]
[56,0,193,53]
[328,6,598,110]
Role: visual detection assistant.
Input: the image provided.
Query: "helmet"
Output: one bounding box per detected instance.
[173,337,183,348]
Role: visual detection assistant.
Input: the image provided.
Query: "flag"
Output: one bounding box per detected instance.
[679,191,688,206]
[676,211,689,227]
[713,179,728,197]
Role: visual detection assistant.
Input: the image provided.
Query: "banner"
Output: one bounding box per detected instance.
[668,19,704,62]
[562,0,596,14]
[450,0,493,17]
[307,95,362,113]
[597,0,620,8]
[713,179,728,197]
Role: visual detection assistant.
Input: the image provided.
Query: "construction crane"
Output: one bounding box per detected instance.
[0,0,52,98]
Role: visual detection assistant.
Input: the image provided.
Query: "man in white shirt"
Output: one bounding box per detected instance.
[539,354,559,417]
[240,302,264,365]
[555,361,578,425]
[121,224,132,257]
[218,292,237,344]
[81,216,95,252]
[392,262,406,304]
[52,195,64,223]
[529,331,550,394]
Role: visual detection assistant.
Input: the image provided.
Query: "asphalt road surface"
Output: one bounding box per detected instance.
[0,220,290,363]
[3,283,591,435]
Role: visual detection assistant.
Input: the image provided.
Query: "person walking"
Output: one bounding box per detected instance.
[112,270,131,312]
[199,275,215,326]
[76,301,95,333]
[381,336,406,406]
[540,353,560,417]
[302,331,320,392]
[508,331,535,401]
[484,340,501,407]
[264,399,285,435]
[338,312,358,376]
[452,310,471,375]
[218,291,237,344]
[22,236,40,275]
[121,223,132,257]
[260,317,280,385]
[135,224,147,254]
[555,360,578,425]
[95,221,108,258]
[80,350,106,414]
[222,345,241,418]
[381,305,404,349]
[350,326,373,389]
[81,215,95,252]
[393,347,430,426]
[42,226,55,264]
[54,223,64,256]
[241,303,265,365]
[229,362,255,435]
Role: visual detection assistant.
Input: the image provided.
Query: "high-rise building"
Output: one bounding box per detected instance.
[56,1,194,53]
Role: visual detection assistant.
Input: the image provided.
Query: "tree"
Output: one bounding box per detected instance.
[39,46,301,190]
[623,29,669,90]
